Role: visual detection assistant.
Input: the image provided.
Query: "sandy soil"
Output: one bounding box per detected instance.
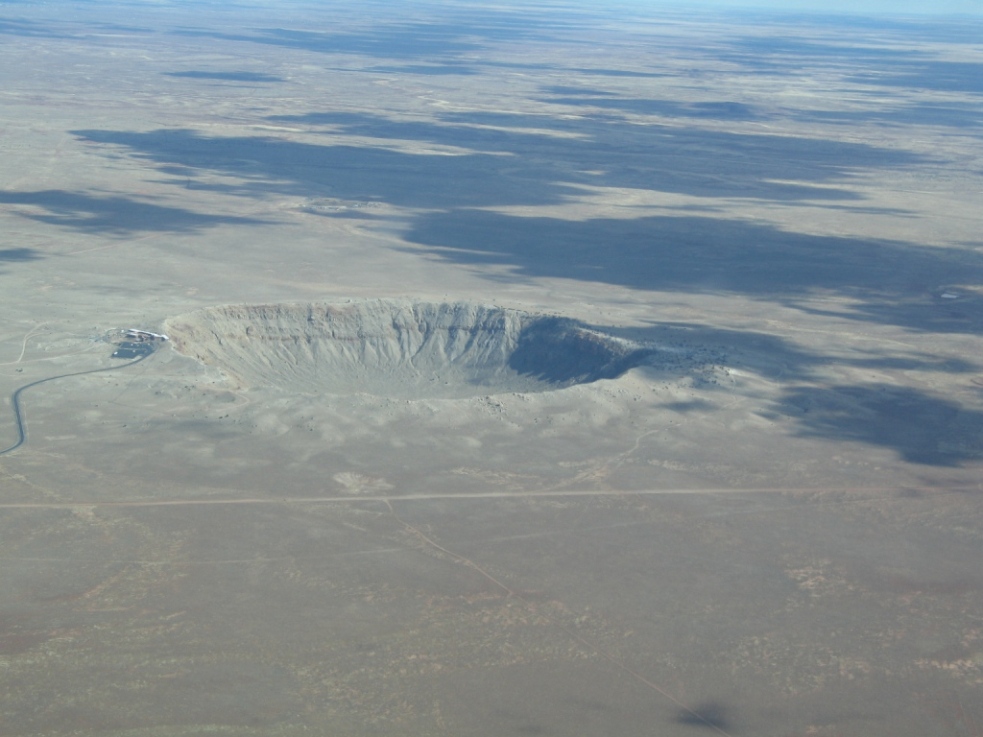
[1,2,982,735]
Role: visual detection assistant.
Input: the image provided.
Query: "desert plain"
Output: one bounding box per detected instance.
[1,2,983,735]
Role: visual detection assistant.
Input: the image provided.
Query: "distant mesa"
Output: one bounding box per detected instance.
[165,300,650,399]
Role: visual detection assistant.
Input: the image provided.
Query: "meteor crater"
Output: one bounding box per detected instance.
[166,300,651,399]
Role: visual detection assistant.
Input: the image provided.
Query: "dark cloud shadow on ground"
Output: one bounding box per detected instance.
[472,62,667,77]
[433,111,922,198]
[545,96,763,121]
[796,290,983,336]
[799,102,983,131]
[0,190,268,236]
[0,18,69,38]
[774,383,983,466]
[850,61,983,95]
[716,18,983,74]
[632,322,978,381]
[92,22,152,34]
[364,64,479,76]
[65,116,971,338]
[786,14,983,43]
[542,86,621,97]
[404,210,983,334]
[164,71,283,83]
[626,322,982,466]
[564,67,668,78]
[257,109,923,202]
[0,247,43,274]
[675,701,733,731]
[715,28,983,97]
[73,128,585,208]
[74,117,892,207]
[851,61,983,95]
[0,247,41,262]
[725,35,926,64]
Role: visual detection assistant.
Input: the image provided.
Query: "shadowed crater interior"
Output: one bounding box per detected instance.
[166,300,650,399]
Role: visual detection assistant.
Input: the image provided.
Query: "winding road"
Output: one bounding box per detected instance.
[0,350,153,457]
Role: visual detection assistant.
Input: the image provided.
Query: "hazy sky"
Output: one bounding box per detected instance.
[684,0,982,13]
[19,0,981,16]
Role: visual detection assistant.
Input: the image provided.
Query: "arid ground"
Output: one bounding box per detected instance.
[1,2,982,735]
